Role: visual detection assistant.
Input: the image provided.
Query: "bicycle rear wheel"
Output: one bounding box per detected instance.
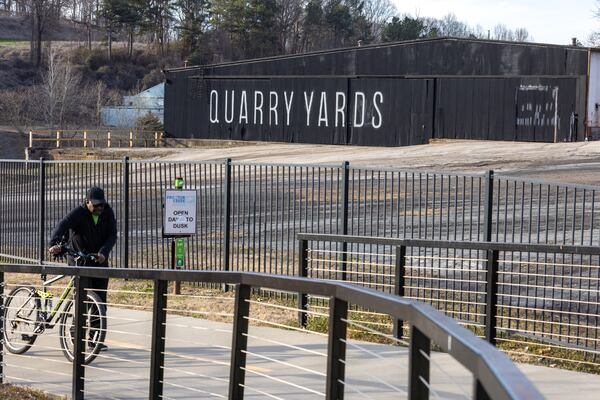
[59,290,106,364]
[3,286,41,354]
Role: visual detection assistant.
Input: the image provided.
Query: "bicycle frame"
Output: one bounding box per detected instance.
[35,274,75,329]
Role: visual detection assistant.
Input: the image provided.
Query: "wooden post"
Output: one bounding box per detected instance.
[83,131,87,148]
[154,131,158,147]
[129,131,133,147]
[56,130,60,148]
[29,130,33,148]
[107,131,111,148]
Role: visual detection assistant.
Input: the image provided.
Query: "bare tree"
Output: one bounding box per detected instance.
[514,27,530,42]
[30,0,68,67]
[275,0,304,53]
[40,48,82,127]
[0,88,33,129]
[362,0,396,41]
[493,23,514,41]
[439,13,470,37]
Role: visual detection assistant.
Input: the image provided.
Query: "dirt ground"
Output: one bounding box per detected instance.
[0,128,28,159]
[4,126,600,184]
[107,138,600,185]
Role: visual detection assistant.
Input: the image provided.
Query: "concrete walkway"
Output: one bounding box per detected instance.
[4,308,600,399]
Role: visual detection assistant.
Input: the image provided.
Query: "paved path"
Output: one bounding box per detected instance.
[5,308,600,399]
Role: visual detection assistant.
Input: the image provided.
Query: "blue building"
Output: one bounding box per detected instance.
[102,83,164,128]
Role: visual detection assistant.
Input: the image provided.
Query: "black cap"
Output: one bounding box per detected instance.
[87,187,106,205]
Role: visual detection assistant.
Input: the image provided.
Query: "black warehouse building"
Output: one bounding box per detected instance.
[164,37,600,147]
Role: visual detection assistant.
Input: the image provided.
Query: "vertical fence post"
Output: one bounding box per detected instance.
[83,131,87,148]
[56,130,60,148]
[149,279,168,399]
[38,157,45,264]
[340,161,350,282]
[171,240,181,295]
[72,275,88,400]
[485,249,499,344]
[223,158,232,292]
[474,379,492,400]
[326,297,348,400]
[298,238,309,327]
[29,130,33,148]
[483,170,494,242]
[229,284,251,400]
[107,131,111,148]
[408,325,430,400]
[393,245,406,340]
[122,156,129,269]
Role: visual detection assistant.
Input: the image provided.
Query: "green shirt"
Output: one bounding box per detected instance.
[92,214,99,225]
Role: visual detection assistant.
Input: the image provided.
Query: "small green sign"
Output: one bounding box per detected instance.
[174,176,184,189]
[175,238,185,268]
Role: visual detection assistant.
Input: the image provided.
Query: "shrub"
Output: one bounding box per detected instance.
[85,50,106,71]
[141,68,163,89]
[135,112,163,132]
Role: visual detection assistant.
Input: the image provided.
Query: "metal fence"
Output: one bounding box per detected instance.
[298,233,600,371]
[0,263,543,399]
[1,159,600,372]
[2,159,600,274]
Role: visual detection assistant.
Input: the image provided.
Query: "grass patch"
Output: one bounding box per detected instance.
[0,383,65,399]
[0,38,27,44]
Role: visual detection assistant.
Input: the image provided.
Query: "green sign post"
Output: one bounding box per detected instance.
[175,238,185,268]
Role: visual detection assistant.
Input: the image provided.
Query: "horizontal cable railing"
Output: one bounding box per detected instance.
[0,264,542,400]
[298,233,600,371]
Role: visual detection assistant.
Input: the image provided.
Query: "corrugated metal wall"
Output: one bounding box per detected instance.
[165,38,589,146]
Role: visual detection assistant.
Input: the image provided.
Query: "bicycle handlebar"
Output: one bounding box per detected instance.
[52,242,98,264]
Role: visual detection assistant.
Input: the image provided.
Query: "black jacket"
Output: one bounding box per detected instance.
[50,204,118,267]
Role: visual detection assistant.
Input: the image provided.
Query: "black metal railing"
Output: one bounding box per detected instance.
[2,159,600,274]
[0,263,543,400]
[298,233,600,369]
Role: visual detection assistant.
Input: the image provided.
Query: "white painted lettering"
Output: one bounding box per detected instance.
[254,91,263,124]
[209,90,219,123]
[284,91,294,126]
[318,92,329,127]
[239,91,248,123]
[335,92,346,127]
[304,91,314,126]
[353,92,365,128]
[269,91,278,126]
[372,91,383,129]
[225,90,235,123]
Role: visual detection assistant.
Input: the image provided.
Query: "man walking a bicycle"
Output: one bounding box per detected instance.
[48,186,117,351]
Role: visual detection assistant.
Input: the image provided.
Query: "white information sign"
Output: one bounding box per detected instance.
[163,190,197,236]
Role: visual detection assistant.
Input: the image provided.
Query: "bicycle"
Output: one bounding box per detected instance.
[3,243,107,364]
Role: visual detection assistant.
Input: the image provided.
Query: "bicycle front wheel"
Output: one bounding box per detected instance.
[59,290,106,364]
[3,286,41,354]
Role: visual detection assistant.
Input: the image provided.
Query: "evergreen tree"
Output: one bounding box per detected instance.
[381,15,425,42]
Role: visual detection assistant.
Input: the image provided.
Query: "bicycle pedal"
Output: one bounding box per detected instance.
[21,334,34,341]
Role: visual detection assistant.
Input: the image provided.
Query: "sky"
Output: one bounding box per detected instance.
[392,0,598,45]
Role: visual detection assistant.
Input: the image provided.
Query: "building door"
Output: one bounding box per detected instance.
[515,85,559,142]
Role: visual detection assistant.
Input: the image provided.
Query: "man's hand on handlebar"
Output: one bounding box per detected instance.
[48,245,63,255]
[96,253,106,264]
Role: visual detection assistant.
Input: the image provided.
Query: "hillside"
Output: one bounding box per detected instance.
[0,14,102,41]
